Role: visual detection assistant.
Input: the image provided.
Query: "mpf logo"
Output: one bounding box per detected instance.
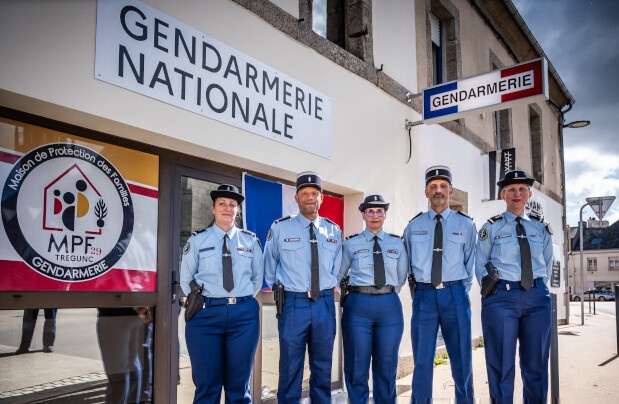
[1,143,134,282]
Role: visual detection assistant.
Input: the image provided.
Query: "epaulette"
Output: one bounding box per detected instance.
[457,211,473,220]
[487,214,503,224]
[528,212,553,234]
[345,233,360,240]
[274,215,291,224]
[388,232,403,239]
[528,212,544,222]
[241,229,262,249]
[191,228,206,236]
[408,212,423,222]
[323,217,340,229]
[240,228,257,237]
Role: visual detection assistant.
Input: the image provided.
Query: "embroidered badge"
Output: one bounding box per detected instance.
[479,228,488,241]
[267,229,272,241]
[183,242,190,255]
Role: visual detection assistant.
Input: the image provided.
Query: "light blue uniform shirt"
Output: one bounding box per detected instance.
[180,224,263,298]
[475,210,553,284]
[264,214,342,292]
[403,207,477,290]
[338,229,408,293]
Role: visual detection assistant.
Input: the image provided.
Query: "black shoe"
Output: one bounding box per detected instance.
[15,347,29,355]
[43,346,53,353]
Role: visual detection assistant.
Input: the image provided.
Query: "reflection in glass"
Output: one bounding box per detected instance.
[0,308,153,403]
[97,307,154,404]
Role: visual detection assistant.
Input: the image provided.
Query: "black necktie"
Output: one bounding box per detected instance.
[309,223,320,301]
[516,217,534,290]
[431,215,443,287]
[373,235,386,288]
[222,234,234,292]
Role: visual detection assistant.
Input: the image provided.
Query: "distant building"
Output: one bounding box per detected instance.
[569,219,619,297]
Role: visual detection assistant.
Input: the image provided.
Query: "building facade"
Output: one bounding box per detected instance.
[0,0,573,401]
[568,219,619,298]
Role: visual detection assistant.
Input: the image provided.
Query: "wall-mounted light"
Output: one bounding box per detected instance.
[405,92,412,103]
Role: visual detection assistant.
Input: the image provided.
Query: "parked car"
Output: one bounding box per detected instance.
[572,290,616,301]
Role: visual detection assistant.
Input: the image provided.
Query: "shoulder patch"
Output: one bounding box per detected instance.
[345,233,360,240]
[479,228,488,241]
[183,242,190,255]
[409,212,423,222]
[528,212,544,222]
[266,229,273,241]
[487,214,503,224]
[191,228,206,236]
[457,211,473,220]
[274,215,291,224]
[545,222,553,235]
[388,232,403,239]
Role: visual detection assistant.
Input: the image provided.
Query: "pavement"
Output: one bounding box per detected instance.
[1,303,618,403]
[392,304,619,403]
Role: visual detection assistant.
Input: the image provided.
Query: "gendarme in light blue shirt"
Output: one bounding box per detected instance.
[180,224,263,298]
[338,229,408,292]
[475,210,553,285]
[264,214,342,292]
[403,207,477,290]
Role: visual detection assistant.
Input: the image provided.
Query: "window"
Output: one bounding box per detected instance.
[609,257,619,271]
[488,53,512,149]
[423,1,460,89]
[529,105,543,183]
[430,13,443,84]
[587,258,597,271]
[312,0,372,61]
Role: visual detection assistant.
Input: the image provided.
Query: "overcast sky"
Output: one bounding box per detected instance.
[512,0,619,227]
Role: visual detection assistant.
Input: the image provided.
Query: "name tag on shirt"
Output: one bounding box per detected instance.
[495,234,511,239]
[327,239,339,243]
[410,231,427,235]
[387,249,398,254]
[237,247,253,252]
[284,238,300,242]
[200,246,215,252]
[354,249,370,254]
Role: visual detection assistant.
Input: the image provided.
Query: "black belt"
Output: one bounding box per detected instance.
[349,285,395,295]
[496,278,544,291]
[202,295,252,307]
[416,280,463,290]
[285,289,334,299]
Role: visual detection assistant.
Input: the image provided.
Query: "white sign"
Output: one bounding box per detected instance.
[95,0,332,158]
[423,58,548,124]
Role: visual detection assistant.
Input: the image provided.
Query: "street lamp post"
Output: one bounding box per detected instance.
[560,119,589,324]
[578,196,615,325]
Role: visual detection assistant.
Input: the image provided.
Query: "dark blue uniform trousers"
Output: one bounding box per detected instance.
[481,279,551,404]
[277,290,336,404]
[342,292,403,403]
[186,297,259,404]
[411,282,473,403]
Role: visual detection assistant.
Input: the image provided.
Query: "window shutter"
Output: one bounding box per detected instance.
[430,13,441,46]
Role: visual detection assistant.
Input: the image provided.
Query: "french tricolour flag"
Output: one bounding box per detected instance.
[242,173,344,248]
